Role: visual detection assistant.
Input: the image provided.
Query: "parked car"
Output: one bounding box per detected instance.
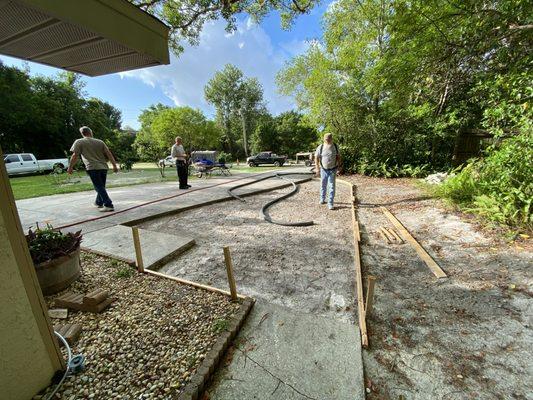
[158,155,175,168]
[247,152,286,167]
[3,153,69,176]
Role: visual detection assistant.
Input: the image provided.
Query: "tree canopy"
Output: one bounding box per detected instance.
[131,0,321,54]
[277,0,532,173]
[205,64,264,157]
[0,64,123,159]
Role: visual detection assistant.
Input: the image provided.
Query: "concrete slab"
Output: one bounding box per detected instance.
[81,225,195,269]
[15,170,311,232]
[208,301,365,400]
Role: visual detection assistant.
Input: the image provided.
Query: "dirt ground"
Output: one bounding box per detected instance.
[347,175,533,400]
[142,176,532,400]
[142,179,357,322]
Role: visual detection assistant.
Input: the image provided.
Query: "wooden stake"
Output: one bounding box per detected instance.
[223,246,238,301]
[380,207,447,278]
[365,276,376,315]
[131,226,144,273]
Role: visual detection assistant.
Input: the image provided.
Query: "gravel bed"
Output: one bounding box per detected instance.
[37,252,240,400]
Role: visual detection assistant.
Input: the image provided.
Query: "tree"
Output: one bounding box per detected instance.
[131,0,321,55]
[205,64,264,157]
[150,106,221,152]
[0,64,124,159]
[277,0,532,172]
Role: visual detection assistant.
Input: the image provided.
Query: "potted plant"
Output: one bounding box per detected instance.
[27,224,82,295]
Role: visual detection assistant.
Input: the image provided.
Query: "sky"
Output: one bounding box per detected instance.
[0,3,331,130]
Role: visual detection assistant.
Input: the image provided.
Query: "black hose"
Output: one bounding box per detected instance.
[226,171,315,227]
[261,174,314,227]
[227,171,314,202]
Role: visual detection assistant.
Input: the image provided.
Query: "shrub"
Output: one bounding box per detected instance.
[437,133,532,229]
[26,224,82,265]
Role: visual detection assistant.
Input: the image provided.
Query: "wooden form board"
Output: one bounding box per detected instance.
[338,179,369,347]
[144,269,246,300]
[380,207,447,278]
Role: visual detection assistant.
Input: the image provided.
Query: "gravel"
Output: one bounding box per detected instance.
[37,252,240,400]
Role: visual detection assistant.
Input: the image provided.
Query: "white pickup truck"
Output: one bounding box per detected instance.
[3,153,69,176]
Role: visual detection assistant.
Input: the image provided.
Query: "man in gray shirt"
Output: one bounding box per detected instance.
[315,132,341,210]
[67,126,118,211]
[171,136,190,189]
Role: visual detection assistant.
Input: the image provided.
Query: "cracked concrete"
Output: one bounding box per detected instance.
[207,301,365,400]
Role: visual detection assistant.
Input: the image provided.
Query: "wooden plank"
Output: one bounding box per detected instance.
[350,183,368,348]
[144,269,246,299]
[365,276,376,315]
[380,207,447,278]
[386,228,404,244]
[379,227,393,244]
[223,247,238,301]
[131,226,144,273]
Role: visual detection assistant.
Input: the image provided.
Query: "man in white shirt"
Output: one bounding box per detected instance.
[171,136,190,189]
[315,133,341,210]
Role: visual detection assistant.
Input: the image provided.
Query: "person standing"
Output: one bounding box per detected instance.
[67,126,118,212]
[171,136,191,189]
[315,133,341,210]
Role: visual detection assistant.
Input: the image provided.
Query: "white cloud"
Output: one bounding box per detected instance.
[120,18,307,118]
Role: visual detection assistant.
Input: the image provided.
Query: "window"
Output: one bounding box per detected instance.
[21,154,33,161]
[4,155,20,163]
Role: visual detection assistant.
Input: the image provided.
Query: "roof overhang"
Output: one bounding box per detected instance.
[0,0,170,76]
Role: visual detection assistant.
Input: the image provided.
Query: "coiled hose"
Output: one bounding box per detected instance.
[227,171,315,227]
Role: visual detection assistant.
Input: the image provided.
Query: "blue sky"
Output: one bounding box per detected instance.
[0,3,331,129]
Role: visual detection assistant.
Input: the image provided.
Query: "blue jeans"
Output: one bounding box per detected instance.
[320,168,336,206]
[87,169,113,207]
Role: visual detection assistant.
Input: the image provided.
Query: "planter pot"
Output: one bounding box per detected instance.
[35,248,81,295]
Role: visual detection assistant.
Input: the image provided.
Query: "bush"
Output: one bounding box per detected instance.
[27,224,82,265]
[437,133,532,229]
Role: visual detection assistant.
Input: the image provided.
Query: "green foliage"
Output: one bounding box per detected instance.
[250,111,318,156]
[277,0,532,173]
[0,64,125,159]
[150,106,221,151]
[26,224,82,265]
[131,0,320,55]
[115,266,134,278]
[438,133,533,229]
[212,318,229,333]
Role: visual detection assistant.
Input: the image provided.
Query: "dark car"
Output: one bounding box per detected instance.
[247,152,286,167]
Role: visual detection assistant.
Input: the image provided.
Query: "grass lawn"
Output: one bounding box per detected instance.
[10,162,303,200]
[10,169,178,200]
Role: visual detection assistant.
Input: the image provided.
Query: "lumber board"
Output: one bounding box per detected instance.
[379,227,393,244]
[145,269,246,299]
[387,228,404,244]
[350,184,368,348]
[380,207,447,278]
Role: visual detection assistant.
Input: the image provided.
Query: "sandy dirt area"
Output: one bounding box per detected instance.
[142,175,532,400]
[344,175,533,400]
[142,179,357,323]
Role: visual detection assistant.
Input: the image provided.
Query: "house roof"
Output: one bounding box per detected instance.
[0,0,170,76]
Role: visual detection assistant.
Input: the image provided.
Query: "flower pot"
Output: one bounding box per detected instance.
[35,248,81,295]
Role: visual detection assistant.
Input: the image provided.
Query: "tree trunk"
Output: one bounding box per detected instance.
[240,111,248,157]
